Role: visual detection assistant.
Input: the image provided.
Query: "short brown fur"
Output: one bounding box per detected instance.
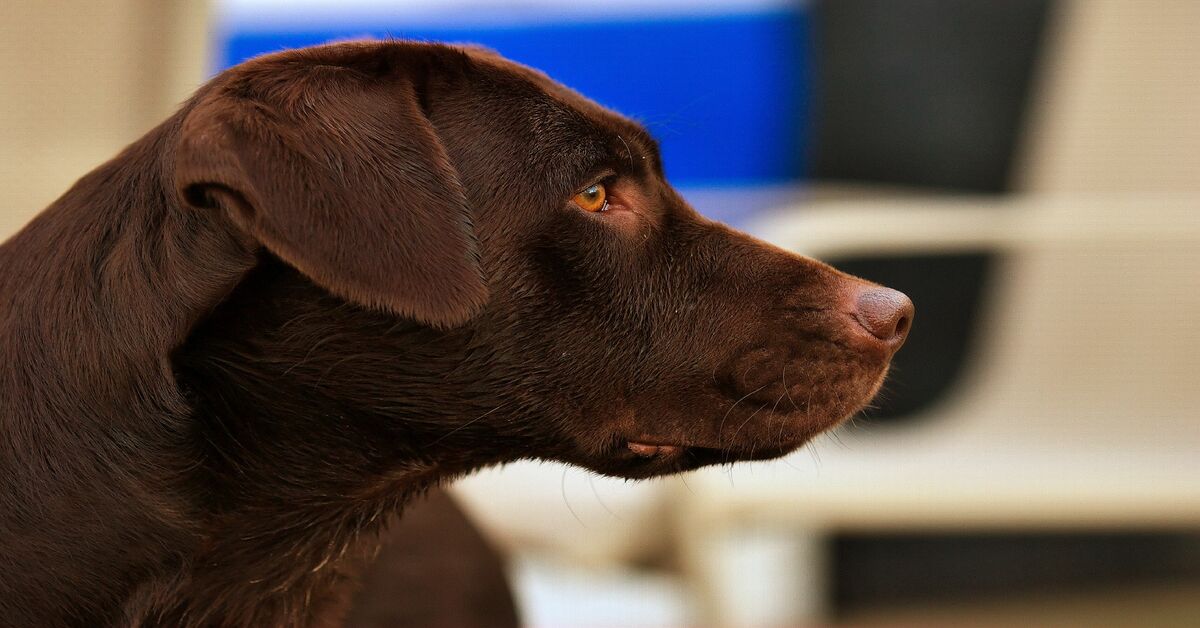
[0,41,908,626]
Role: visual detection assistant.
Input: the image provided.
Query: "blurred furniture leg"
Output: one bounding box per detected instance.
[683,520,828,627]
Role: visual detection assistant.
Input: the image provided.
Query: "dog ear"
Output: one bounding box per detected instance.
[174,67,486,328]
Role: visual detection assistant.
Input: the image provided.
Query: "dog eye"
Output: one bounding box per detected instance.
[572,183,608,212]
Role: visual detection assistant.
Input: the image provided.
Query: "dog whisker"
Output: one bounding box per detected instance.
[428,402,510,447]
[617,134,636,171]
[782,364,800,412]
[716,384,767,451]
[724,401,769,465]
[561,467,585,528]
[587,475,619,520]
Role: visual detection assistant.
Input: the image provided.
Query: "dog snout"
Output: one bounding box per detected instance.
[849,285,914,349]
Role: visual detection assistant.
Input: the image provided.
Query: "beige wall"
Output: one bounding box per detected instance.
[0,1,210,239]
[1018,0,1200,193]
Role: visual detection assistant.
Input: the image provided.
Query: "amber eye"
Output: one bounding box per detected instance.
[572,183,608,212]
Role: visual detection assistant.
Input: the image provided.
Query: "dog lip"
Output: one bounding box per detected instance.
[624,439,799,460]
[626,441,685,458]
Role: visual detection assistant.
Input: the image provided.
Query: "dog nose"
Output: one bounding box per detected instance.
[853,287,914,347]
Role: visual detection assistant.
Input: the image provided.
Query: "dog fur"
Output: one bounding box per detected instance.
[0,41,909,626]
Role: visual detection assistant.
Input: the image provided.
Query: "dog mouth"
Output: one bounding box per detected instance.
[626,439,801,460]
[590,363,892,478]
[617,438,803,472]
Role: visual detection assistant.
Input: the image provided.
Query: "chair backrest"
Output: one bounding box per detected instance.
[1018,0,1200,193]
[951,196,1200,447]
[805,0,1055,422]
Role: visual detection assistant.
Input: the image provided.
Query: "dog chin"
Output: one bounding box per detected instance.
[589,391,884,479]
[593,441,802,479]
[580,427,823,479]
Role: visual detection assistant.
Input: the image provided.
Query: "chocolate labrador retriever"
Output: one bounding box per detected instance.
[0,41,912,626]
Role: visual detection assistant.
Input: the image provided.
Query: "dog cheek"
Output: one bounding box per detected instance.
[715,344,793,396]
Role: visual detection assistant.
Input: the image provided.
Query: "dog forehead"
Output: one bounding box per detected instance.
[456,45,644,137]
[222,41,645,145]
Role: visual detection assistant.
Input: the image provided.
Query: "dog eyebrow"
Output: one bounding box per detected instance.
[613,127,663,176]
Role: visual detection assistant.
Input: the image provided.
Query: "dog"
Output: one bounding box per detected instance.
[0,40,912,626]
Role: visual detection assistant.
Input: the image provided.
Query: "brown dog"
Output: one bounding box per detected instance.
[0,41,912,626]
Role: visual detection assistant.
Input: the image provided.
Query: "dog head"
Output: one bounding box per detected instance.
[174,41,912,480]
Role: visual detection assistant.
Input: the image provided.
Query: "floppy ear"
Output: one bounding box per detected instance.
[175,69,487,328]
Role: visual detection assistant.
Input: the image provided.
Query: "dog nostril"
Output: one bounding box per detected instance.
[854,287,915,345]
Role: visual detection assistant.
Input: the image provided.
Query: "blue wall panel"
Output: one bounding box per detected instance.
[220,8,812,192]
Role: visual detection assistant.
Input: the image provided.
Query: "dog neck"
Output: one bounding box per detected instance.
[156,261,512,624]
[0,113,274,623]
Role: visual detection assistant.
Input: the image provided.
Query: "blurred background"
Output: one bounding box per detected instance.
[3,0,1199,625]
